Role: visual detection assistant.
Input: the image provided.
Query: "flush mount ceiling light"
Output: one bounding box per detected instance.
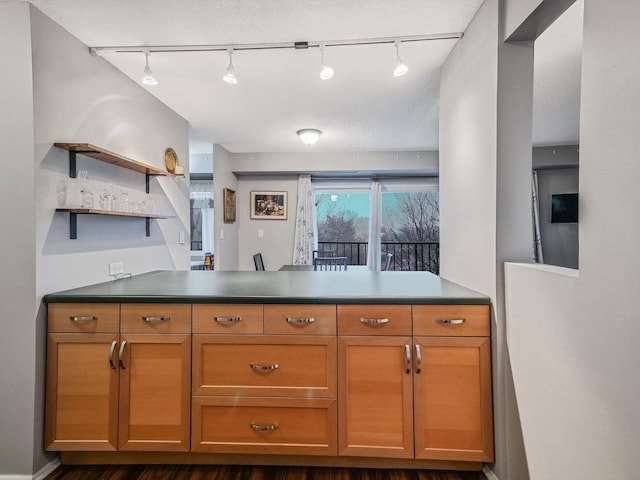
[297,128,322,145]
[222,48,238,84]
[141,50,158,85]
[393,40,409,77]
[319,44,334,80]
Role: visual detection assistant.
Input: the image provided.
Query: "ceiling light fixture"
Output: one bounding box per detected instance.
[393,40,409,77]
[297,128,322,145]
[222,48,238,84]
[319,44,334,80]
[141,50,158,85]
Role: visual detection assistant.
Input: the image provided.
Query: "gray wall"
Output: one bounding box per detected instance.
[505,0,640,477]
[0,3,38,477]
[0,4,190,476]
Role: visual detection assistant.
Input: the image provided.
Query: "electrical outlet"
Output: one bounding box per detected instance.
[109,261,124,276]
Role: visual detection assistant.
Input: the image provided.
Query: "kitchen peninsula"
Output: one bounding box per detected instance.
[44,270,493,471]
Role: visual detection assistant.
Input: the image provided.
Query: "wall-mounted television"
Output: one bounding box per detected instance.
[551,193,578,223]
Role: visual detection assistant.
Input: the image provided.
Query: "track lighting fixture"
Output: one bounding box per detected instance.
[393,40,408,77]
[319,44,334,80]
[297,128,322,145]
[141,50,158,85]
[223,48,238,84]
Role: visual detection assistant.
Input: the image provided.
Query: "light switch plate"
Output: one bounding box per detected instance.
[109,261,124,276]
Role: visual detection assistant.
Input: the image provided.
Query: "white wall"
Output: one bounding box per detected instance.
[0,3,38,477]
[0,5,190,476]
[214,150,438,270]
[505,0,640,478]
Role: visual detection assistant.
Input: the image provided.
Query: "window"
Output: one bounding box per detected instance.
[314,178,439,272]
[190,180,214,264]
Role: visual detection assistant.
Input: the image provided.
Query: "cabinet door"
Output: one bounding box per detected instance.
[413,337,494,462]
[118,334,191,451]
[45,333,119,451]
[338,336,414,458]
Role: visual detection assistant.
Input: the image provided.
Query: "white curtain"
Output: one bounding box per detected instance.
[366,179,382,270]
[532,171,544,263]
[292,174,317,265]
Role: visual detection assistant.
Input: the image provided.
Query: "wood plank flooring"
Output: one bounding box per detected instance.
[45,465,487,480]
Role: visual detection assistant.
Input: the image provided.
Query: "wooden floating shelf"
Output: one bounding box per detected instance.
[55,208,169,219]
[54,142,178,177]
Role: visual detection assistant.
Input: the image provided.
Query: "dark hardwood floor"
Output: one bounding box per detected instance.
[45,465,487,480]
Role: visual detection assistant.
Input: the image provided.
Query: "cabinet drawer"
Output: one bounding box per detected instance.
[120,304,191,333]
[193,335,336,397]
[413,305,490,337]
[264,304,336,335]
[337,305,412,335]
[48,304,119,333]
[192,396,337,456]
[192,304,263,334]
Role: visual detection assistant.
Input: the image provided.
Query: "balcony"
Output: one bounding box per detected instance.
[317,241,440,274]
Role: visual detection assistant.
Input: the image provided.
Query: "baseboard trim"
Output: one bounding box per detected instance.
[483,464,499,480]
[33,458,60,480]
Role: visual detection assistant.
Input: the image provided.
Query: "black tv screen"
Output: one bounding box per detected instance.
[551,193,578,223]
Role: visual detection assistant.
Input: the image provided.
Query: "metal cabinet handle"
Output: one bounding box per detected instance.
[250,423,279,431]
[118,341,127,369]
[142,316,170,322]
[405,344,411,374]
[360,317,389,325]
[436,318,465,325]
[69,316,97,322]
[214,316,242,323]
[109,340,117,370]
[286,317,315,324]
[415,344,422,374]
[250,363,279,371]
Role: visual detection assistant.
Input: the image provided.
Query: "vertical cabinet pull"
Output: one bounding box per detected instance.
[405,344,412,374]
[108,340,117,370]
[118,341,127,369]
[415,344,422,374]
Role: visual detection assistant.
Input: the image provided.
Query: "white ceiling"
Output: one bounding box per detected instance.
[23,0,582,153]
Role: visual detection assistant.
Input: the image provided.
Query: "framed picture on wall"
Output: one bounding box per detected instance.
[250,191,287,220]
[223,188,236,223]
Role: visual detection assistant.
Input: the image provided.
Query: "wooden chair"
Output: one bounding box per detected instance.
[382,252,393,271]
[253,253,265,271]
[313,256,348,271]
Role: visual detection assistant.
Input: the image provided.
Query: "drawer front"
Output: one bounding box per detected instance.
[48,304,120,333]
[192,396,337,456]
[264,304,336,335]
[413,305,490,337]
[120,304,191,333]
[192,304,263,334]
[337,305,412,335]
[193,336,336,397]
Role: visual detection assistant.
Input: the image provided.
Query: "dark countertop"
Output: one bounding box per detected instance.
[43,270,490,305]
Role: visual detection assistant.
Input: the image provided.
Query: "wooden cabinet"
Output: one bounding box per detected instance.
[192,304,338,455]
[338,304,493,462]
[413,305,493,462]
[45,300,492,468]
[45,303,191,452]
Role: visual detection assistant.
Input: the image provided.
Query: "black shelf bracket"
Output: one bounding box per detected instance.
[70,213,77,239]
[146,217,151,236]
[145,174,150,194]
[69,152,77,178]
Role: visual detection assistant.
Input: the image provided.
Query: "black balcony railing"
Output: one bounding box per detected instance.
[317,241,440,274]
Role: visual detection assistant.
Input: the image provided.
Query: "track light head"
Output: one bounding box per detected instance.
[319,44,334,80]
[141,50,158,85]
[223,48,238,84]
[393,40,408,77]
